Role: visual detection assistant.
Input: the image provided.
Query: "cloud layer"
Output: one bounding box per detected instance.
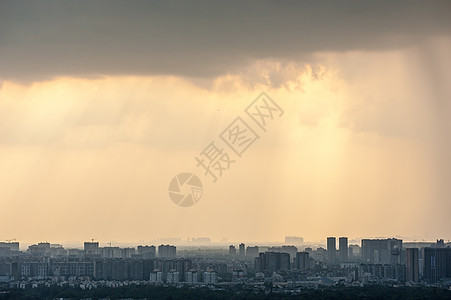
[1,0,450,82]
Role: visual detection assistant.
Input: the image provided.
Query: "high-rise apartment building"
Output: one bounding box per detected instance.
[423,246,451,283]
[255,252,290,272]
[137,245,156,259]
[361,238,402,264]
[295,252,310,270]
[229,245,236,255]
[158,245,176,258]
[246,246,259,258]
[327,237,336,264]
[239,243,245,256]
[406,248,419,282]
[84,241,99,255]
[339,237,348,262]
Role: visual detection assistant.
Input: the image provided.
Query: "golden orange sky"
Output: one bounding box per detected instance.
[1,43,451,245]
[1,1,451,246]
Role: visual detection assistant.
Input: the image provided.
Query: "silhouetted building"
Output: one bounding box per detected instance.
[246,246,259,258]
[175,258,192,281]
[120,248,135,258]
[0,242,19,252]
[203,271,217,284]
[423,246,451,283]
[327,237,336,264]
[0,247,11,257]
[137,245,156,259]
[165,271,177,283]
[184,271,199,283]
[313,247,327,262]
[19,260,50,278]
[53,261,95,277]
[98,246,134,258]
[359,264,405,283]
[361,238,402,264]
[339,237,348,262]
[84,241,99,255]
[406,248,419,282]
[149,271,163,283]
[268,246,298,260]
[255,252,290,272]
[295,252,310,270]
[100,247,121,258]
[95,259,129,280]
[229,245,236,255]
[239,243,245,256]
[158,245,176,258]
[28,242,51,257]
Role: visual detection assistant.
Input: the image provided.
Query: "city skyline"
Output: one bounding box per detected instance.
[2,235,451,297]
[2,236,450,282]
[3,236,451,251]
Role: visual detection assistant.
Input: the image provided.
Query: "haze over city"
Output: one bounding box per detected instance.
[1,0,451,246]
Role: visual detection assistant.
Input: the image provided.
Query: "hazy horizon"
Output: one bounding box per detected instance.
[12,236,450,252]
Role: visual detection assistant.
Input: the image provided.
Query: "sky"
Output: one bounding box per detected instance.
[1,0,451,246]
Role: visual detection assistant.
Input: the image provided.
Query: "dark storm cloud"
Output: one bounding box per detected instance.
[1,0,450,82]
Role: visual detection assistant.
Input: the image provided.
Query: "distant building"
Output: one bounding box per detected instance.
[313,247,327,262]
[53,261,95,277]
[28,242,51,257]
[406,248,419,282]
[166,271,179,283]
[203,271,217,284]
[184,271,198,283]
[0,247,10,257]
[338,237,348,262]
[327,237,336,264]
[84,241,99,255]
[158,245,176,258]
[359,264,405,283]
[68,248,84,256]
[268,246,298,260]
[349,244,361,259]
[19,261,50,278]
[150,271,163,283]
[246,246,259,258]
[423,246,451,283]
[361,238,402,264]
[95,259,129,280]
[239,243,245,256]
[255,252,290,273]
[175,258,192,281]
[285,236,304,245]
[121,247,135,258]
[229,245,236,255]
[295,252,310,270]
[100,246,121,258]
[0,242,19,252]
[137,245,156,259]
